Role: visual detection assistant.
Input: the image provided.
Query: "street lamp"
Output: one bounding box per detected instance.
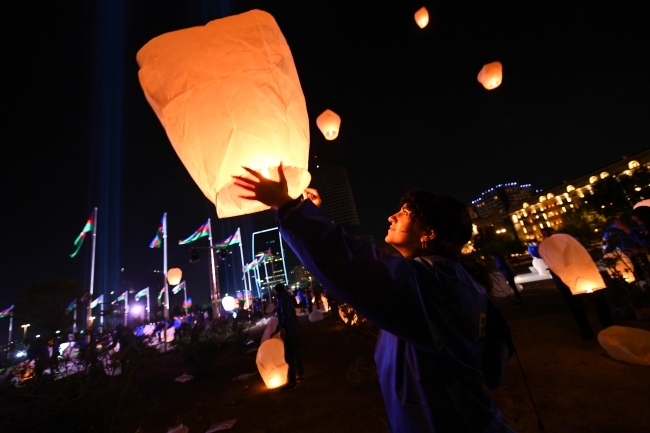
[21,324,30,340]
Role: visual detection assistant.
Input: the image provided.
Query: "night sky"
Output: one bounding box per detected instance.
[2,1,649,313]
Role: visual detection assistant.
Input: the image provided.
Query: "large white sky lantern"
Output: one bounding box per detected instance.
[137,10,311,218]
[414,7,429,28]
[477,61,503,90]
[538,234,606,295]
[316,109,341,140]
[256,338,289,389]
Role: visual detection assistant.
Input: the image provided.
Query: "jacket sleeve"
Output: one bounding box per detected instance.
[278,199,450,352]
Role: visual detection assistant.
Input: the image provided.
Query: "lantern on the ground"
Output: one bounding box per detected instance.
[603,252,636,283]
[414,7,429,28]
[477,62,503,90]
[316,109,341,140]
[538,234,606,295]
[137,10,311,218]
[256,338,289,389]
[222,296,236,312]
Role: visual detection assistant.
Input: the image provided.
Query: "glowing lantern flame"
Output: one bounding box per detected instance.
[477,62,503,90]
[256,338,289,389]
[414,7,429,28]
[538,234,606,295]
[222,296,236,312]
[136,10,311,218]
[316,109,341,140]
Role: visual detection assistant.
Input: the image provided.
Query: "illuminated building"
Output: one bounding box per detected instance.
[309,165,361,234]
[471,183,534,219]
[510,151,650,243]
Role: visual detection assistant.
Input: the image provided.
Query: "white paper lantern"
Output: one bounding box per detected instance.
[538,234,606,294]
[309,310,324,322]
[316,109,341,140]
[477,61,503,90]
[414,7,429,29]
[222,296,236,312]
[256,338,289,389]
[633,199,650,209]
[137,10,311,218]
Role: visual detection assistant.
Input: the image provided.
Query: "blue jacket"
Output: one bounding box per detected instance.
[277,199,515,433]
[274,290,300,336]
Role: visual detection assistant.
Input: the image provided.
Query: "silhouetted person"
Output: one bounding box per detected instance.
[271,283,304,389]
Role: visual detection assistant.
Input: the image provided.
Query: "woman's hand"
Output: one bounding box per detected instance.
[304,188,322,208]
[233,163,293,209]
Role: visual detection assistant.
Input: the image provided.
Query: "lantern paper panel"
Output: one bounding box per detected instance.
[538,234,606,295]
[316,109,341,140]
[414,7,429,28]
[256,338,289,389]
[634,199,650,209]
[137,10,311,218]
[603,252,636,283]
[477,61,503,90]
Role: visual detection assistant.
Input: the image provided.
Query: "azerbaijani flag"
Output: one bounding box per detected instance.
[179,220,210,245]
[0,305,14,318]
[215,228,241,248]
[242,253,266,272]
[70,214,94,258]
[112,292,127,304]
[183,298,192,308]
[90,295,103,309]
[158,287,165,300]
[149,214,165,248]
[65,300,76,314]
[172,281,186,295]
[135,287,149,301]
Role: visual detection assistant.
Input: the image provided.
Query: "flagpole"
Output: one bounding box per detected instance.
[237,235,249,304]
[8,307,14,344]
[163,213,169,351]
[207,219,221,319]
[263,256,271,298]
[254,265,261,298]
[147,290,151,323]
[88,207,98,331]
[100,301,104,333]
[183,283,188,313]
[124,294,128,327]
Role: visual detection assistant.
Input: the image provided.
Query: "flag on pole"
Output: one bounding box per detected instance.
[112,292,127,304]
[158,287,165,300]
[215,228,241,248]
[149,215,165,248]
[90,295,103,309]
[179,221,210,245]
[183,298,192,308]
[135,288,149,301]
[65,300,76,314]
[70,214,94,258]
[172,281,186,295]
[0,305,13,318]
[243,253,266,272]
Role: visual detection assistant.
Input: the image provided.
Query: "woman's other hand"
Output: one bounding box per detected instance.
[304,188,322,208]
[233,163,292,209]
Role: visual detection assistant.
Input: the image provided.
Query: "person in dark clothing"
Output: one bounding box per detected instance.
[270,283,304,389]
[109,325,138,373]
[234,164,515,432]
[536,227,613,340]
[489,252,523,304]
[305,287,313,313]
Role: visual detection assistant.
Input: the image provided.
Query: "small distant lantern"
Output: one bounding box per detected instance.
[539,196,546,202]
[589,176,599,184]
[477,62,503,90]
[522,202,529,209]
[538,234,606,295]
[603,252,636,283]
[316,109,341,140]
[628,160,640,169]
[137,10,311,218]
[546,193,554,199]
[222,296,236,312]
[167,268,182,285]
[566,185,575,192]
[600,171,609,179]
[256,338,289,389]
[414,7,429,28]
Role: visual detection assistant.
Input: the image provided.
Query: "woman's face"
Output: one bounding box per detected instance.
[385,205,425,257]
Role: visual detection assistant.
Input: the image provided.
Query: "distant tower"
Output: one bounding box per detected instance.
[309,165,361,233]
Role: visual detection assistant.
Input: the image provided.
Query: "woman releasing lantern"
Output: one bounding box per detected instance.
[234,164,515,432]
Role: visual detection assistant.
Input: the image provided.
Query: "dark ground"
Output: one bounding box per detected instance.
[129,279,650,433]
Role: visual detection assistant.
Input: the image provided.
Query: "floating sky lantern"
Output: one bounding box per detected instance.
[634,199,650,209]
[477,61,503,90]
[137,10,311,218]
[414,7,429,28]
[222,296,236,312]
[256,338,289,389]
[603,252,636,283]
[538,234,606,295]
[316,109,341,140]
